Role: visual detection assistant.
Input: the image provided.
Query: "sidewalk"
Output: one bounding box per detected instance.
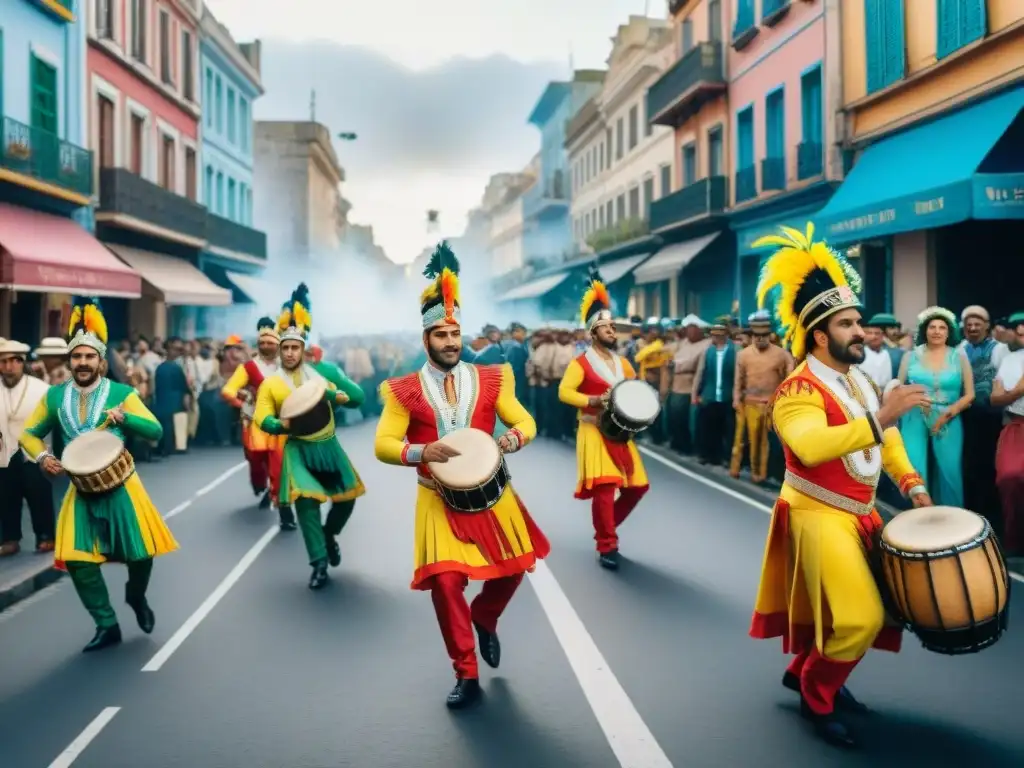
[0,504,67,613]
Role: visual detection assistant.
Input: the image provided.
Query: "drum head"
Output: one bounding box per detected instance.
[613,380,660,422]
[280,377,327,420]
[882,506,986,552]
[428,428,501,489]
[62,431,125,474]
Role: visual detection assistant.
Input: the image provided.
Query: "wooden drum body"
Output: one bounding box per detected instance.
[280,377,333,437]
[62,431,135,496]
[599,379,661,443]
[427,428,509,514]
[880,506,1010,655]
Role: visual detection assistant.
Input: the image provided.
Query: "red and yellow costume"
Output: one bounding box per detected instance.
[558,271,648,558]
[374,242,549,698]
[747,225,926,738]
[221,319,283,501]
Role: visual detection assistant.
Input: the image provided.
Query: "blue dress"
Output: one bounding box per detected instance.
[901,346,964,506]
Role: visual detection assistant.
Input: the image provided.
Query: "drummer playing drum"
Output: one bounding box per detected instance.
[19,298,179,654]
[374,242,550,710]
[558,268,652,571]
[747,225,933,749]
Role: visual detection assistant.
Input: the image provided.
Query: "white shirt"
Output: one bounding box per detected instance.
[996,349,1024,417]
[0,375,50,467]
[860,346,894,390]
[714,348,726,401]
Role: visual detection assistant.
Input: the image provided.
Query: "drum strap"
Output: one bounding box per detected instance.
[783,471,874,517]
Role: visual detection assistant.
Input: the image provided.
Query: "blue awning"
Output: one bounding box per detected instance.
[733,205,825,257]
[816,86,1024,244]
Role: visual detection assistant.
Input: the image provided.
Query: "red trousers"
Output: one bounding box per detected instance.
[590,485,648,553]
[786,645,860,716]
[996,421,1024,553]
[429,571,523,679]
[244,447,282,500]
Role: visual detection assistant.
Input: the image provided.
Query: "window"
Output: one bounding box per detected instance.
[765,89,785,158]
[708,126,723,176]
[216,171,224,214]
[159,11,171,84]
[937,0,987,59]
[616,194,626,221]
[205,69,213,127]
[616,117,624,160]
[682,19,694,53]
[159,135,174,190]
[628,105,638,151]
[643,177,654,217]
[800,66,823,142]
[131,0,147,63]
[605,200,613,226]
[130,114,144,174]
[228,178,237,219]
[682,143,697,186]
[239,98,249,150]
[660,164,672,197]
[644,96,653,137]
[598,203,605,228]
[605,128,612,167]
[185,147,196,200]
[204,165,213,205]
[30,56,58,135]
[240,183,248,223]
[708,0,722,41]
[227,89,236,143]
[215,77,223,132]
[734,0,755,34]
[737,106,754,170]
[246,188,253,225]
[628,186,640,218]
[0,31,4,118]
[96,0,114,38]
[864,0,906,93]
[98,96,115,168]
[182,31,195,101]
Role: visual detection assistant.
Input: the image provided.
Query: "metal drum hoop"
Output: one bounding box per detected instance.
[436,456,511,514]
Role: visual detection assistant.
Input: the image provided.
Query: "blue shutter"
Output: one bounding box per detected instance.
[881,0,906,87]
[801,69,823,143]
[864,0,885,93]
[936,0,959,59]
[961,0,987,46]
[737,108,753,168]
[683,145,697,185]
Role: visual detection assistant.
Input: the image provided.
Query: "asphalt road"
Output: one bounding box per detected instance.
[1,422,1022,768]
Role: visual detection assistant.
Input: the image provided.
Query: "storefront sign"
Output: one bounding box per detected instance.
[973,173,1024,219]
[5,257,142,297]
[820,184,972,243]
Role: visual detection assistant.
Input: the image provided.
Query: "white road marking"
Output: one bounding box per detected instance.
[46,707,120,767]
[141,524,279,672]
[165,461,246,519]
[636,445,1024,585]
[528,561,673,768]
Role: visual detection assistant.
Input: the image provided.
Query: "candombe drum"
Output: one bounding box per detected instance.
[879,505,1010,655]
[426,427,510,513]
[61,430,135,495]
[599,379,661,443]
[279,377,333,437]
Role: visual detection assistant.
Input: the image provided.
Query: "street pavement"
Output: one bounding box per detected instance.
[1,421,1023,768]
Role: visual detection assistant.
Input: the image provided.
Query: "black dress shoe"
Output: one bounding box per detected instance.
[323,527,341,567]
[445,678,481,709]
[127,598,156,634]
[308,562,329,590]
[278,506,297,531]
[474,621,501,669]
[800,698,858,748]
[598,550,620,570]
[258,490,272,510]
[83,625,122,653]
[783,672,869,714]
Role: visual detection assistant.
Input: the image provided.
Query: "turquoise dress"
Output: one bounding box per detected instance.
[901,346,964,506]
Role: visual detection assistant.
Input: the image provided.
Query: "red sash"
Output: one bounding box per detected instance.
[575,353,634,477]
[243,359,267,397]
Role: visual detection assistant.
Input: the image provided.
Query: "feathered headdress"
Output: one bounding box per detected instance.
[420,241,461,330]
[276,283,312,344]
[914,306,960,346]
[753,223,862,360]
[256,315,280,342]
[580,267,613,332]
[67,297,109,356]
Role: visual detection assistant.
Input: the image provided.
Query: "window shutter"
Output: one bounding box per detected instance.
[961,0,987,47]
[936,0,959,59]
[864,0,885,93]
[881,0,906,87]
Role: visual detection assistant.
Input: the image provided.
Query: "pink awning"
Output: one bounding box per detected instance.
[0,203,142,297]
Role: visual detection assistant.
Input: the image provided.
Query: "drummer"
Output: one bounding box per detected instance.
[747,225,933,748]
[373,241,550,710]
[19,298,179,653]
[221,317,295,530]
[557,268,650,570]
[254,284,367,590]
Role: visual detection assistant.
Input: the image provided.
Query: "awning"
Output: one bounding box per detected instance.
[107,245,232,306]
[734,207,824,257]
[632,233,719,285]
[497,272,571,302]
[816,86,1024,243]
[598,252,652,284]
[225,272,267,303]
[0,203,141,297]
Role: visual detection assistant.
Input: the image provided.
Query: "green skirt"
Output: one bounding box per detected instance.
[72,483,150,562]
[279,435,366,505]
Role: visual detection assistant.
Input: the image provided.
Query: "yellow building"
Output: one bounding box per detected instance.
[815,0,1024,323]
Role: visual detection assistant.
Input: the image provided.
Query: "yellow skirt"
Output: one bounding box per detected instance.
[411,483,548,589]
[574,420,648,498]
[54,473,180,564]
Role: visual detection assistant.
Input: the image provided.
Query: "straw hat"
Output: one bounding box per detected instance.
[0,340,31,357]
[35,337,69,357]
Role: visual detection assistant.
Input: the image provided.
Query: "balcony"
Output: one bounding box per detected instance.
[206,212,267,260]
[736,166,757,203]
[647,42,726,128]
[761,157,786,191]
[649,177,728,232]
[0,116,92,202]
[565,98,600,147]
[586,217,649,253]
[797,141,824,180]
[97,168,207,242]
[522,172,568,220]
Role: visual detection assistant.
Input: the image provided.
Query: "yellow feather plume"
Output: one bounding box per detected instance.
[83,303,108,344]
[276,305,293,333]
[293,301,311,331]
[419,281,440,307]
[67,305,82,339]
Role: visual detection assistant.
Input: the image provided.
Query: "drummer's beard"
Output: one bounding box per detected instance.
[73,366,100,387]
[828,332,866,364]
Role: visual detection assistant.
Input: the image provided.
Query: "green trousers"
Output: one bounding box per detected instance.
[66,559,153,629]
[295,498,356,565]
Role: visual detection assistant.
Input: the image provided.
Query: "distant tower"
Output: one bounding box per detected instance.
[426,209,440,234]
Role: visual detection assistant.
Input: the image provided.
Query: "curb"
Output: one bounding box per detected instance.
[0,563,65,613]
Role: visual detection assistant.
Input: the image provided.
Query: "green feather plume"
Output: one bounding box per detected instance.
[422,241,460,279]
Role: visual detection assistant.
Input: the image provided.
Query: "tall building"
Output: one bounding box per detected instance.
[486,168,535,280]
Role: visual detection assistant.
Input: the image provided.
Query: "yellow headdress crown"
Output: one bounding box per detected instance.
[420,241,461,330]
[580,267,613,332]
[276,284,311,345]
[67,297,109,356]
[753,223,862,360]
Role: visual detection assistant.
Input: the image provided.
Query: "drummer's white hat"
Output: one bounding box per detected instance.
[680,314,708,328]
[0,340,31,357]
[35,337,69,356]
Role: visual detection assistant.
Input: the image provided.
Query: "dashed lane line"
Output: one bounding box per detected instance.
[46,707,121,767]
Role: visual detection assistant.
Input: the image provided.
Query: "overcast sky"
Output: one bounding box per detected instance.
[206,0,666,264]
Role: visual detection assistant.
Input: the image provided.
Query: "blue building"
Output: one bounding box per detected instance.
[195,10,266,337]
[0,1,140,342]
